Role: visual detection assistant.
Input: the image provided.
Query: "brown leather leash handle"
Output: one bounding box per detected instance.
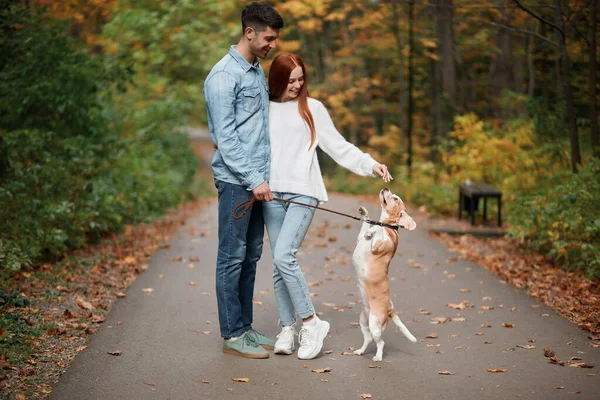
[232,197,402,230]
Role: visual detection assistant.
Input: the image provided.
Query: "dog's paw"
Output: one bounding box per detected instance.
[372,355,382,362]
[353,349,365,356]
[358,206,369,219]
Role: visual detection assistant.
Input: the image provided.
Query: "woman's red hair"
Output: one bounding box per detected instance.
[268,53,316,148]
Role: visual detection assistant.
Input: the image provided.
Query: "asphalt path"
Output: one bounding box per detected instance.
[50,189,599,399]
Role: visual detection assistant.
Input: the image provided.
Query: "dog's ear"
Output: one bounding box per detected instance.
[398,211,417,231]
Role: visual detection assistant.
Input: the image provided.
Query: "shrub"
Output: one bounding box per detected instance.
[508,160,600,279]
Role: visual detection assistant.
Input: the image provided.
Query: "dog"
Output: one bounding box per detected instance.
[352,188,417,362]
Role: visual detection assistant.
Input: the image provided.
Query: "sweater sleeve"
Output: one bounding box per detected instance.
[314,101,378,177]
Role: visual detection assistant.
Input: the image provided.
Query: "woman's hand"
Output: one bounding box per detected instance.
[373,164,393,183]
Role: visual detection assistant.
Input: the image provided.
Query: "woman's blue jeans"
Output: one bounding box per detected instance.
[263,192,317,326]
[215,180,264,339]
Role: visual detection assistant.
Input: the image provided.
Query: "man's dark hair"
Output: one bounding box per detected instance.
[242,2,284,33]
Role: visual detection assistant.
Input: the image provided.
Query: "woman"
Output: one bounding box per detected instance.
[264,53,392,360]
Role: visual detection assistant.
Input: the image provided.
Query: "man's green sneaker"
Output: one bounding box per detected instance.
[223,331,269,359]
[247,329,276,350]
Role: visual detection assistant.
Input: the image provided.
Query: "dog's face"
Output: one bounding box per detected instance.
[379,188,416,231]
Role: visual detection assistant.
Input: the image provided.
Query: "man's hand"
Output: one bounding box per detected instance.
[372,164,393,183]
[252,182,274,202]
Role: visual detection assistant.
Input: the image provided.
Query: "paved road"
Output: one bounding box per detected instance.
[50,191,599,399]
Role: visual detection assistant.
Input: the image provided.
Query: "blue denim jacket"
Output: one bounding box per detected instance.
[203,45,270,191]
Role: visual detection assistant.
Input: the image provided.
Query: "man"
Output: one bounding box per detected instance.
[203,2,283,359]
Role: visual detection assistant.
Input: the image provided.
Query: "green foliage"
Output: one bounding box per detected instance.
[0,4,116,137]
[101,0,237,125]
[508,160,600,279]
[0,4,201,271]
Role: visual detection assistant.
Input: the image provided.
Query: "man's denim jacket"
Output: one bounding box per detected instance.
[203,45,270,191]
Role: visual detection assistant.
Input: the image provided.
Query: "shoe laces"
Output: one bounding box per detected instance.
[298,326,311,348]
[243,332,259,347]
[277,326,296,339]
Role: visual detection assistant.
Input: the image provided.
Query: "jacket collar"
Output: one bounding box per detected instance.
[229,45,260,72]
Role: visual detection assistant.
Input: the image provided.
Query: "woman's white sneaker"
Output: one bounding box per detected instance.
[274,325,297,355]
[297,317,330,360]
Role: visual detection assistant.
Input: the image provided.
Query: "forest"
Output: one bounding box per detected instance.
[1,0,598,277]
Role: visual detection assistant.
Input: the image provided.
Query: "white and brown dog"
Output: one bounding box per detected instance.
[352,188,417,362]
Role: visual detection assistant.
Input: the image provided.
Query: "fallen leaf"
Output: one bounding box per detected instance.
[201,380,210,384]
[232,378,250,382]
[475,332,484,336]
[341,352,354,356]
[517,345,536,349]
[187,263,196,269]
[419,308,432,315]
[484,341,493,344]
[587,373,597,377]
[426,333,438,339]
[252,300,262,305]
[360,394,372,399]
[438,370,454,375]
[502,323,514,328]
[488,368,508,373]
[544,348,556,358]
[324,350,333,354]
[226,388,233,391]
[510,307,519,312]
[368,365,382,369]
[116,292,126,298]
[124,256,136,265]
[569,362,593,369]
[142,288,154,293]
[446,301,473,310]
[77,300,94,310]
[431,317,450,324]
[107,350,121,356]
[481,323,492,328]
[427,344,441,347]
[321,379,329,382]
[312,367,332,373]
[555,386,565,390]
[189,282,197,286]
[451,317,466,322]
[459,289,471,293]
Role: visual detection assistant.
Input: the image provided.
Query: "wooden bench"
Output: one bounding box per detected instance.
[458,182,502,226]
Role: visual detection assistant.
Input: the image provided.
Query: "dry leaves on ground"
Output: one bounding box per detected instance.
[312,367,332,374]
[0,198,212,398]
[432,233,600,335]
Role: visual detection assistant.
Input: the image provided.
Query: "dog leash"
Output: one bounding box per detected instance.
[232,197,403,230]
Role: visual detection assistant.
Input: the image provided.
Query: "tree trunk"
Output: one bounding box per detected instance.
[390,0,407,145]
[526,22,537,98]
[554,0,581,173]
[407,0,414,172]
[429,1,443,163]
[491,0,514,101]
[436,0,456,133]
[590,0,599,156]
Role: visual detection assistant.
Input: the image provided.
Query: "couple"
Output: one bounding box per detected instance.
[203,2,392,360]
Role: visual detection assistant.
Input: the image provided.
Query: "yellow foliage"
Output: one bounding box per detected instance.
[442,113,562,196]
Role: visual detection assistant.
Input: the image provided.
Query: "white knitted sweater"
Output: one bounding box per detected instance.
[268,98,378,203]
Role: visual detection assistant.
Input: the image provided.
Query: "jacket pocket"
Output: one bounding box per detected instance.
[242,87,261,114]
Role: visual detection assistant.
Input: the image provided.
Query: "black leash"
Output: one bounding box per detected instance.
[232,197,403,231]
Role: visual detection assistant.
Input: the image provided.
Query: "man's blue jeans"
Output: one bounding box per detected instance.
[215,180,264,339]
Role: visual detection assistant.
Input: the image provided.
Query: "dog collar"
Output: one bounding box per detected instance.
[366,219,402,231]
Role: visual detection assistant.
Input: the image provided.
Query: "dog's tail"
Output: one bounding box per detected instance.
[390,311,417,343]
